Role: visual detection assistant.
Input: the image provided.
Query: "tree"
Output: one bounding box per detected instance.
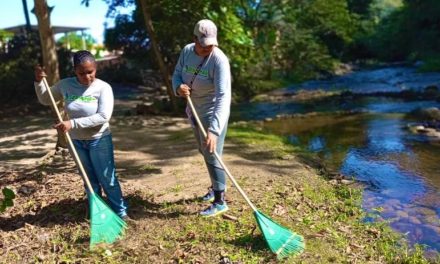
[33,0,68,149]
[33,0,59,85]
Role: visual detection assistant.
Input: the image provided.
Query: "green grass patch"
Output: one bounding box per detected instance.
[227,123,302,159]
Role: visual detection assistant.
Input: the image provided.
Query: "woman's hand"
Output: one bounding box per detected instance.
[53,120,72,133]
[34,65,47,82]
[177,84,191,97]
[205,132,218,153]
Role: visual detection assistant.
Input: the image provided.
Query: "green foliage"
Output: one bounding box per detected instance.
[0,33,41,103]
[418,55,440,72]
[367,0,440,61]
[205,6,253,80]
[57,32,96,50]
[104,11,151,65]
[0,33,75,104]
[233,0,358,96]
[347,0,374,16]
[0,29,13,39]
[369,0,403,23]
[0,29,13,54]
[1,187,15,213]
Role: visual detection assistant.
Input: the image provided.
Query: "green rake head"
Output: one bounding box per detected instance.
[254,211,305,259]
[89,194,127,247]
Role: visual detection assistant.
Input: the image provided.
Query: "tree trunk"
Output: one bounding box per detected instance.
[138,0,178,113]
[33,0,67,149]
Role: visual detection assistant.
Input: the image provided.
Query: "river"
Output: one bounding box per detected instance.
[232,65,440,253]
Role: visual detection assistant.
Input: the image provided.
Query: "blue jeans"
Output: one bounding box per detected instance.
[72,134,128,218]
[193,119,227,192]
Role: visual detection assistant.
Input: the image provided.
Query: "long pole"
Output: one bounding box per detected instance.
[186,96,258,212]
[22,0,32,32]
[42,77,95,193]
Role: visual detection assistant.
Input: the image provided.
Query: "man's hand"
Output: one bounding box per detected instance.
[205,131,218,153]
[53,120,72,133]
[177,84,191,97]
[34,65,47,82]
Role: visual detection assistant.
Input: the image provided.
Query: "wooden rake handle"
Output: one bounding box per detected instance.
[186,96,258,212]
[41,77,95,194]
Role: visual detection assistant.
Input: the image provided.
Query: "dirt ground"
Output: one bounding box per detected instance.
[0,96,320,263]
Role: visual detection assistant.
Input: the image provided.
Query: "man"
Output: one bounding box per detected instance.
[172,19,231,217]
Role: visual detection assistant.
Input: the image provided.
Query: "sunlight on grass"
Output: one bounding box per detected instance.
[227,123,301,159]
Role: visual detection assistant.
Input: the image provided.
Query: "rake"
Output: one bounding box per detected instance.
[41,77,126,247]
[187,96,305,259]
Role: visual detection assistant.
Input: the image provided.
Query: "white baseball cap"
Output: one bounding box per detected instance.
[193,19,218,47]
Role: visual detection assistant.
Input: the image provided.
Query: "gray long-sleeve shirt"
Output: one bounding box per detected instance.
[172,43,231,136]
[34,77,113,140]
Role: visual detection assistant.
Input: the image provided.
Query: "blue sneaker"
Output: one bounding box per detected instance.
[200,203,229,217]
[201,188,214,202]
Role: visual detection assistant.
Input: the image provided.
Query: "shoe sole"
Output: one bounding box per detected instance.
[200,207,229,217]
[202,197,215,203]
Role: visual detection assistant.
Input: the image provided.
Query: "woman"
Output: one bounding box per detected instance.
[172,19,231,217]
[34,50,128,219]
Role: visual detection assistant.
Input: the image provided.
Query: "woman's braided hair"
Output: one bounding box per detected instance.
[73,50,96,68]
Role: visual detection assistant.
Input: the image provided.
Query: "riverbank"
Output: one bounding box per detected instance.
[0,110,437,263]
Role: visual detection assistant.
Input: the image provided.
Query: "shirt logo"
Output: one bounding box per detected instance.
[184,65,208,78]
[65,94,97,103]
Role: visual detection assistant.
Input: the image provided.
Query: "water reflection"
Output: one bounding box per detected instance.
[366,119,406,153]
[256,110,440,251]
[308,136,326,152]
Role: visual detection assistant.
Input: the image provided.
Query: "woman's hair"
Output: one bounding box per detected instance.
[73,50,96,68]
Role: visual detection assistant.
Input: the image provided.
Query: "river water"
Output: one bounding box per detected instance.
[232,66,440,252]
